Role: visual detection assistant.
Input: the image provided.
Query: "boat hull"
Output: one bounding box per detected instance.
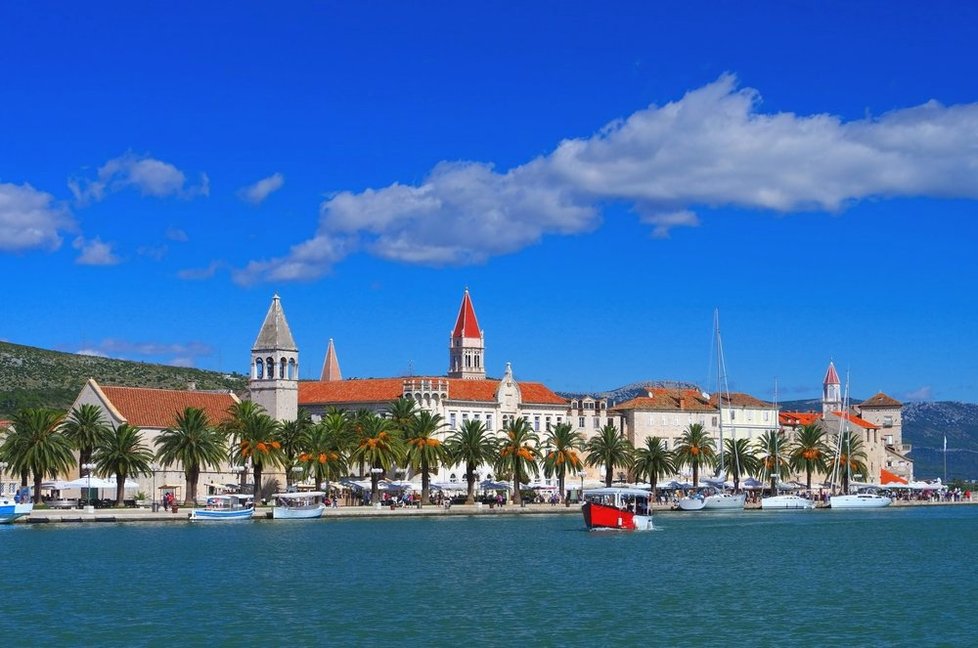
[829,494,892,509]
[582,502,652,530]
[188,507,255,521]
[0,500,32,524]
[677,496,706,511]
[703,492,746,510]
[273,504,326,519]
[761,495,815,510]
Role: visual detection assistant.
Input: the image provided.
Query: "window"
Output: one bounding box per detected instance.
[462,412,469,422]
[712,416,718,427]
[593,418,599,429]
[556,416,562,425]
[579,416,585,428]
[730,410,736,421]
[648,415,654,426]
[534,416,540,431]
[449,413,457,429]
[474,413,480,421]
[255,358,264,379]
[486,414,493,430]
[763,411,769,421]
[883,416,893,427]
[545,416,551,429]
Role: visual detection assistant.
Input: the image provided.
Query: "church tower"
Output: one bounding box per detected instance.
[249,294,298,422]
[320,338,342,381]
[822,361,842,416]
[448,289,485,380]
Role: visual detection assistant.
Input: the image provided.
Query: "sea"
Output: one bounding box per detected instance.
[1,506,974,647]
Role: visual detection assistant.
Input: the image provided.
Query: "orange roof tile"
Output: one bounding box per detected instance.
[299,376,566,406]
[452,290,482,338]
[823,362,840,385]
[709,392,774,408]
[859,392,902,408]
[99,386,238,429]
[880,468,908,485]
[780,411,822,426]
[613,388,716,412]
[831,411,879,430]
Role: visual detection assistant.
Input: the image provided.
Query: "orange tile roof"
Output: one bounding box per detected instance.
[452,290,482,338]
[831,411,879,430]
[859,392,902,408]
[823,361,840,385]
[780,411,822,426]
[709,392,774,408]
[613,388,715,412]
[880,468,908,485]
[299,376,566,406]
[99,385,238,429]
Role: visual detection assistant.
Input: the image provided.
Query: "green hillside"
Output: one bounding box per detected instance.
[0,341,248,418]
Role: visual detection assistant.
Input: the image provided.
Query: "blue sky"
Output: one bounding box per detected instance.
[2,3,977,402]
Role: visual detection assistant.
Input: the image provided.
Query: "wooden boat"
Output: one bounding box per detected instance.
[582,487,653,530]
[272,491,327,519]
[189,494,255,521]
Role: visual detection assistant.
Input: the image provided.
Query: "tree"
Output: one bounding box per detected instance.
[156,407,227,506]
[386,397,417,437]
[0,408,74,504]
[496,417,539,505]
[404,410,450,505]
[674,423,715,489]
[94,423,154,506]
[61,404,110,475]
[585,423,633,487]
[299,410,350,493]
[349,414,404,504]
[720,437,760,492]
[631,436,675,499]
[279,410,313,488]
[446,419,497,505]
[219,401,267,490]
[828,429,868,494]
[789,423,831,491]
[231,412,284,501]
[755,429,791,493]
[542,422,584,502]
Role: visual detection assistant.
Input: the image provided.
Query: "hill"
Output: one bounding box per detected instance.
[0,341,247,418]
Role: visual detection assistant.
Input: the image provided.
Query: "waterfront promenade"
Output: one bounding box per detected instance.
[16,496,975,524]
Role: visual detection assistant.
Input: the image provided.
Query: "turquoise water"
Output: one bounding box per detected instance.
[2,507,975,646]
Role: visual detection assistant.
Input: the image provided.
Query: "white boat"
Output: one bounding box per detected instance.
[272,491,327,519]
[830,488,892,509]
[582,487,654,530]
[189,494,255,521]
[0,488,33,524]
[761,494,815,510]
[678,486,747,511]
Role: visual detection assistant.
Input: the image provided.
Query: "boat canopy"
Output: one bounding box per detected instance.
[583,487,651,499]
[275,491,325,499]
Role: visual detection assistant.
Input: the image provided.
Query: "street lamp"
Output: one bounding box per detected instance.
[151,464,159,511]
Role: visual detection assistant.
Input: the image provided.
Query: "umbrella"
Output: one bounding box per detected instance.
[478,480,512,491]
[65,475,116,489]
[41,480,75,491]
[105,477,139,489]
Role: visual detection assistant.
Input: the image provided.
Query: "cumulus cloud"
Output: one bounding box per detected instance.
[83,338,214,362]
[0,182,74,252]
[903,385,934,401]
[238,172,284,204]
[69,153,209,204]
[239,74,978,282]
[72,236,120,265]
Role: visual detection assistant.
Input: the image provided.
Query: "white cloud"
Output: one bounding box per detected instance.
[178,260,225,281]
[84,338,213,361]
[69,153,209,204]
[72,236,120,266]
[238,172,284,205]
[165,227,188,242]
[168,357,195,368]
[0,182,74,252]
[903,385,933,401]
[76,348,108,358]
[239,74,978,282]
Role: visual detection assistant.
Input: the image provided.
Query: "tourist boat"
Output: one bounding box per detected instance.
[678,486,746,511]
[0,488,33,524]
[188,494,255,521]
[272,491,327,519]
[829,488,892,509]
[761,494,815,510]
[582,487,654,530]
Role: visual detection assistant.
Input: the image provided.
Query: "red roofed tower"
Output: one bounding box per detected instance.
[822,361,841,416]
[448,289,485,380]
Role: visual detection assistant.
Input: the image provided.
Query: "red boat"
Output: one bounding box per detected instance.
[582,487,654,531]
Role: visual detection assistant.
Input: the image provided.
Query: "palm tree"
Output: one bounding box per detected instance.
[94,423,154,506]
[219,400,267,490]
[755,429,791,493]
[404,410,449,505]
[496,417,539,505]
[542,422,584,501]
[61,404,110,476]
[279,410,313,488]
[386,397,417,436]
[446,419,497,504]
[0,408,74,504]
[349,414,404,504]
[674,423,715,489]
[299,411,350,494]
[156,407,227,506]
[631,436,675,499]
[585,423,633,487]
[789,423,831,490]
[828,429,868,494]
[231,412,284,501]
[720,437,760,492]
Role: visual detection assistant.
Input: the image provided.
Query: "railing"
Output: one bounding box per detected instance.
[402,378,449,397]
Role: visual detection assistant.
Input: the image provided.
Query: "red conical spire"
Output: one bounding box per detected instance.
[823,361,840,386]
[452,289,482,338]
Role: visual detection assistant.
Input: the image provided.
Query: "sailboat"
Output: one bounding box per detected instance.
[828,373,891,510]
[761,380,814,510]
[678,310,746,512]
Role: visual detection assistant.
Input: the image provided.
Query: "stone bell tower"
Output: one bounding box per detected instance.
[448,289,485,380]
[249,294,298,422]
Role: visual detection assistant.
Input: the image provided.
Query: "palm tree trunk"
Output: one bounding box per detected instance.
[371,469,380,505]
[465,463,475,505]
[693,463,699,489]
[116,474,125,506]
[605,465,612,487]
[512,469,521,505]
[186,465,199,506]
[20,468,29,488]
[421,457,430,506]
[806,467,813,491]
[254,464,263,502]
[33,470,42,504]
